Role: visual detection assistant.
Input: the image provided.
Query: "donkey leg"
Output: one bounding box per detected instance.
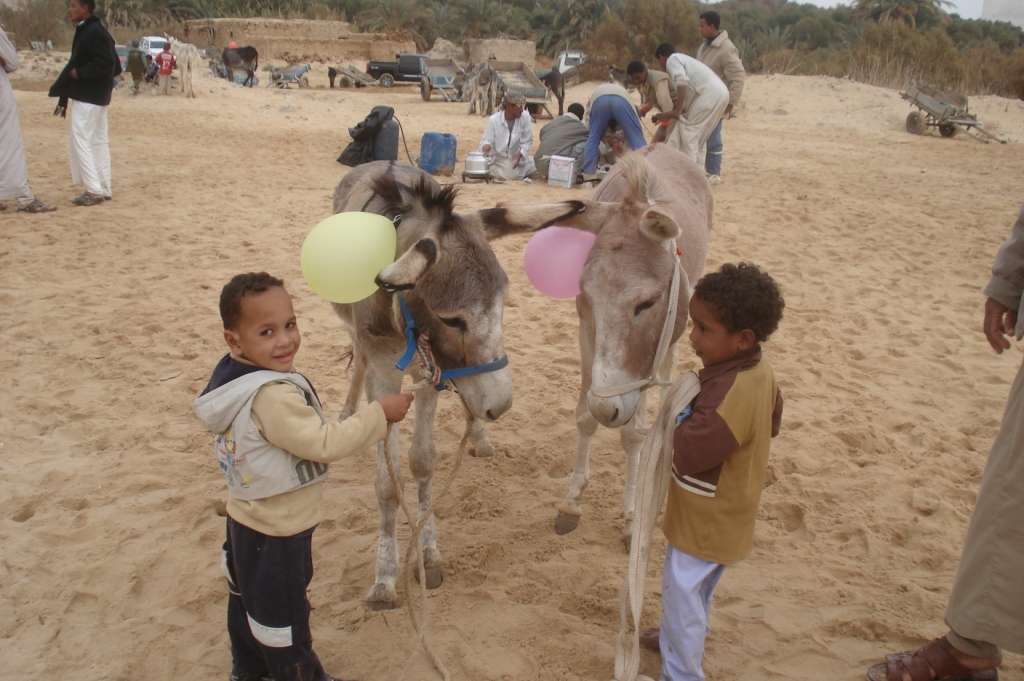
[339,349,366,422]
[469,415,495,458]
[555,395,598,535]
[557,321,597,535]
[365,370,403,610]
[619,390,648,550]
[407,389,443,589]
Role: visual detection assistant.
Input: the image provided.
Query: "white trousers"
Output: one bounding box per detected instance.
[659,546,726,681]
[69,100,111,197]
[666,89,728,170]
[488,154,537,181]
[158,72,171,95]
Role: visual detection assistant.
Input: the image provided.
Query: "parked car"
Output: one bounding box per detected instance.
[365,53,428,87]
[139,36,167,59]
[115,44,128,71]
[555,49,587,74]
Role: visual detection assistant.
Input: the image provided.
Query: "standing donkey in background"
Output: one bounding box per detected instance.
[331,160,584,610]
[167,36,199,98]
[548,145,712,547]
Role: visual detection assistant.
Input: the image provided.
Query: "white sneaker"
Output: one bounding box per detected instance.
[707,174,723,185]
[523,177,532,184]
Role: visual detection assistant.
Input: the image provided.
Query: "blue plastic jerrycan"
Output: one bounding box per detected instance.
[417,132,458,175]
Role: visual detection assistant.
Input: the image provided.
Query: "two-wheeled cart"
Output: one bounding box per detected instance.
[420,58,463,102]
[900,82,1006,144]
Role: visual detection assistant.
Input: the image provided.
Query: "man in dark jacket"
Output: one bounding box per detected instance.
[48,0,120,206]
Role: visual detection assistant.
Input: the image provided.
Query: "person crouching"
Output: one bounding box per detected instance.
[477,92,542,182]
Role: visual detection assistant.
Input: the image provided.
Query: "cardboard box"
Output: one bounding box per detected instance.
[547,155,577,189]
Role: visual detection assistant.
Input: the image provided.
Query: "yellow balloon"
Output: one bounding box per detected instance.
[301,212,397,304]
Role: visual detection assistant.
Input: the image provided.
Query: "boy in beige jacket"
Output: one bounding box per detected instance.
[193,272,412,681]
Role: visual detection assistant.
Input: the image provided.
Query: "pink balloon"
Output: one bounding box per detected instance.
[524,226,597,298]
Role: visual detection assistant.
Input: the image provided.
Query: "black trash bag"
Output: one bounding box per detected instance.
[337,105,395,166]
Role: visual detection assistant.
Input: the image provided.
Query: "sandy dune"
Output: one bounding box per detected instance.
[2,57,1024,680]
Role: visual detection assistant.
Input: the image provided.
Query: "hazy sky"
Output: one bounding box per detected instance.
[797,0,984,20]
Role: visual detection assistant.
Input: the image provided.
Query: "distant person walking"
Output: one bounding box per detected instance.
[48,0,120,207]
[696,10,746,184]
[156,43,175,95]
[126,38,147,93]
[1,25,56,213]
[654,43,728,173]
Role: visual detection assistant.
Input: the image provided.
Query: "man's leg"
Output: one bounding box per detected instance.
[659,545,726,681]
[89,105,111,199]
[583,97,613,174]
[609,97,647,151]
[68,101,104,197]
[705,119,723,176]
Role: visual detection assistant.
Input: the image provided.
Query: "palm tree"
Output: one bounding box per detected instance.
[852,0,953,28]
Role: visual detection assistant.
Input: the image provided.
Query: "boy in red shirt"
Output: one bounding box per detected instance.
[155,43,175,95]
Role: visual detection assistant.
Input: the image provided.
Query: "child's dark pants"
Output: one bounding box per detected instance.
[224,516,328,681]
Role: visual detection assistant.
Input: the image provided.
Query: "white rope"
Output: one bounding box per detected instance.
[611,370,700,681]
[382,375,471,681]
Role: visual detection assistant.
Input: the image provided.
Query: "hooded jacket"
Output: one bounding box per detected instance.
[48,15,121,109]
[193,355,387,536]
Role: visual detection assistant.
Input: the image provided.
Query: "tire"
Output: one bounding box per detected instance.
[339,76,353,88]
[298,75,309,88]
[420,76,432,101]
[906,111,926,135]
[379,73,394,88]
[939,123,958,138]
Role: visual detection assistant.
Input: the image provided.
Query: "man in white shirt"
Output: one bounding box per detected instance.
[654,42,729,172]
[478,92,540,182]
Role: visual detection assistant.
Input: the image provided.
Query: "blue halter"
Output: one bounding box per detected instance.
[394,294,510,391]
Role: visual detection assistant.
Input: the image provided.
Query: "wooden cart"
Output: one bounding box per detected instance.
[420,58,463,102]
[490,60,554,117]
[900,82,1006,144]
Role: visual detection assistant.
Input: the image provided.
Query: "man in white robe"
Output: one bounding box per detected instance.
[478,92,540,182]
[0,26,56,213]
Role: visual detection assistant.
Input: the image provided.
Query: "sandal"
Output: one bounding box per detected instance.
[866,636,1001,681]
[71,193,103,207]
[17,200,57,213]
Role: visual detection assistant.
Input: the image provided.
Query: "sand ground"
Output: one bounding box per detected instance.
[3,56,1024,681]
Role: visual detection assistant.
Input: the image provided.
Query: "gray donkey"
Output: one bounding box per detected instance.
[331,161,583,610]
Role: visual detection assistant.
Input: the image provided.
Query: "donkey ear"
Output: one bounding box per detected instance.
[639,207,682,246]
[479,200,587,240]
[375,237,438,292]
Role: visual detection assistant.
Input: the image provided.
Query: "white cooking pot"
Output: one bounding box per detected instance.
[464,151,491,175]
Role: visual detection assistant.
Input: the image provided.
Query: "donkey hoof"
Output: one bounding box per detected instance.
[554,512,580,535]
[366,598,396,611]
[622,534,633,552]
[471,442,495,458]
[414,565,444,590]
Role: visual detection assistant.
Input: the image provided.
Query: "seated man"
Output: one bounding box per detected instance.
[478,92,541,182]
[534,102,588,179]
[143,55,158,84]
[582,82,647,179]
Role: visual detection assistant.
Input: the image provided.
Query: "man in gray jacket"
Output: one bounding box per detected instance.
[866,201,1024,681]
[696,11,745,184]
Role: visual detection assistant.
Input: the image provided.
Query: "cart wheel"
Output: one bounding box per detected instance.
[379,73,395,88]
[339,76,353,89]
[906,111,926,135]
[938,123,958,138]
[299,75,309,88]
[420,76,432,101]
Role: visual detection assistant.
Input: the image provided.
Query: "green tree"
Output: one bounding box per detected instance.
[852,0,952,29]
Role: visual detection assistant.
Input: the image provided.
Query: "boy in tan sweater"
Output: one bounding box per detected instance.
[193,272,412,681]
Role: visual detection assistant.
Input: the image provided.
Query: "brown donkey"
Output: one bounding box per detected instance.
[550,145,713,545]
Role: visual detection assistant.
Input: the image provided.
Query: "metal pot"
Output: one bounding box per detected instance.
[464,151,490,176]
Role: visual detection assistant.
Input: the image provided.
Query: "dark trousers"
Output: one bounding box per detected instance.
[224,516,327,681]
